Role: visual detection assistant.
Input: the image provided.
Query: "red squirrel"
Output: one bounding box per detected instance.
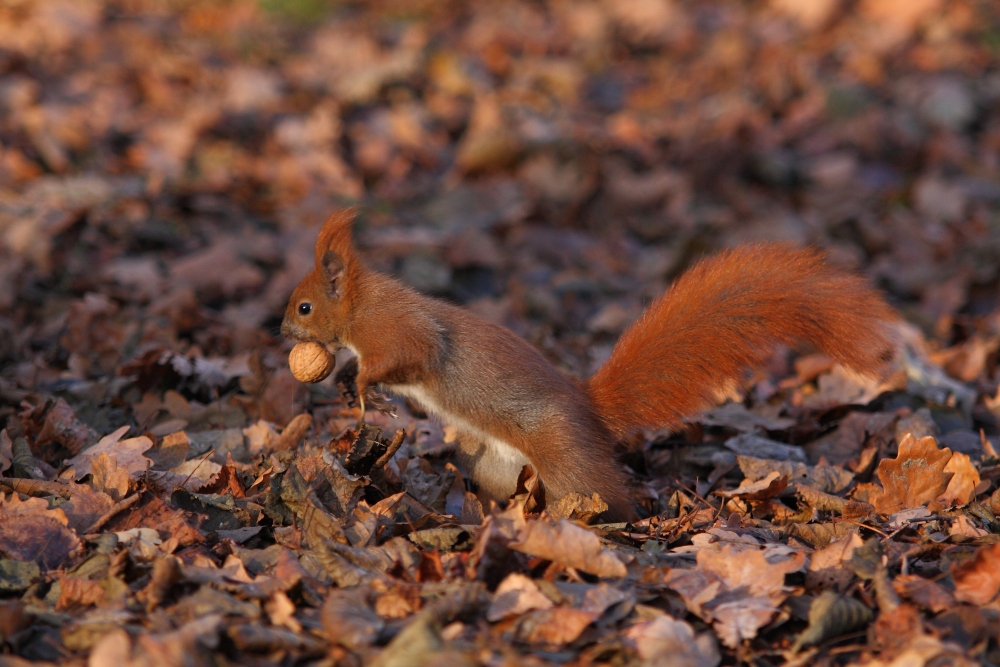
[281,209,896,521]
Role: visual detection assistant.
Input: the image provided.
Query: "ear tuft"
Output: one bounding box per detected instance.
[314,207,358,268]
[321,250,347,299]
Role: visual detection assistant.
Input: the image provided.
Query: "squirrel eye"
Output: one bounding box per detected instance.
[298,302,312,316]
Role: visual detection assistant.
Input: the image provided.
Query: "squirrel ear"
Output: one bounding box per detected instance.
[314,207,358,267]
[321,250,347,299]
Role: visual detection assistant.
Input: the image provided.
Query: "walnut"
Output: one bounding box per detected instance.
[288,342,335,383]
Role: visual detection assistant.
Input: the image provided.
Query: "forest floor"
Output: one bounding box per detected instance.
[2,0,1000,665]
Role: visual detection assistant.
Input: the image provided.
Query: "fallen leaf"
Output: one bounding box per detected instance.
[243,419,279,455]
[792,592,873,651]
[547,492,608,524]
[510,518,627,578]
[716,471,789,500]
[0,493,80,569]
[515,607,597,646]
[872,434,953,514]
[131,614,223,666]
[32,398,99,459]
[487,573,553,621]
[60,484,115,533]
[170,457,223,484]
[952,542,1000,605]
[893,574,955,613]
[56,576,106,611]
[806,532,864,592]
[199,454,246,498]
[937,451,980,507]
[88,628,132,667]
[623,615,721,667]
[667,545,807,648]
[91,452,130,501]
[67,426,154,480]
[948,514,989,540]
[322,588,385,650]
[739,456,854,495]
[700,402,795,431]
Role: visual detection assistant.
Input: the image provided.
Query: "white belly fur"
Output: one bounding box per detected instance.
[387,383,528,471]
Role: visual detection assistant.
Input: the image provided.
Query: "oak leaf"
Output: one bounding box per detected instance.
[509,518,627,578]
[92,452,130,501]
[952,542,1000,605]
[487,573,553,621]
[666,545,806,648]
[67,426,153,480]
[937,451,980,507]
[872,434,952,514]
[0,493,80,569]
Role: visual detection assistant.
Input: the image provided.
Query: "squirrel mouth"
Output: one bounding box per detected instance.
[279,319,304,341]
[279,321,344,355]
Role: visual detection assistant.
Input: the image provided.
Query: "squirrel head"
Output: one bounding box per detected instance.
[281,208,360,350]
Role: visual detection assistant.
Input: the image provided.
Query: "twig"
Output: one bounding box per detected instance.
[181,448,216,489]
[373,428,406,469]
[833,518,889,538]
[0,478,72,498]
[85,492,141,534]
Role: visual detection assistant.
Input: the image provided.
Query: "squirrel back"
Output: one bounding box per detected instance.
[587,244,896,438]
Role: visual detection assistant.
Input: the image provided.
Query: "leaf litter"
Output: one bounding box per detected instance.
[1,0,1000,665]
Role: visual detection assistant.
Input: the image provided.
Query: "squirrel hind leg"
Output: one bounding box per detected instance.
[454,431,531,501]
[455,430,637,522]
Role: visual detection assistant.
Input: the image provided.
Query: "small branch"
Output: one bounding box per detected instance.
[85,492,141,534]
[0,478,72,498]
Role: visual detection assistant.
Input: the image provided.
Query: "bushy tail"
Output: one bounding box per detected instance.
[587,244,896,438]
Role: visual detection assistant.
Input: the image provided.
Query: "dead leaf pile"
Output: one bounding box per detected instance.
[2,0,1000,664]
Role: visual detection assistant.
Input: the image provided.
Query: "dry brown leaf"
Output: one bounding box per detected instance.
[581,583,628,615]
[91,452,130,501]
[323,588,385,650]
[793,591,873,651]
[374,587,421,619]
[515,607,597,646]
[948,514,989,540]
[67,426,153,480]
[872,434,953,514]
[937,451,980,507]
[509,518,626,578]
[0,493,81,569]
[170,457,223,484]
[60,484,115,533]
[265,591,302,633]
[893,574,955,613]
[800,365,887,411]
[806,532,864,592]
[1,429,14,473]
[33,398,99,458]
[132,614,223,666]
[487,573,553,622]
[668,545,806,648]
[56,576,106,611]
[275,412,313,451]
[200,453,245,498]
[243,419,279,455]
[716,471,788,500]
[88,628,132,667]
[547,492,608,524]
[623,615,720,667]
[699,546,807,596]
[952,542,1000,605]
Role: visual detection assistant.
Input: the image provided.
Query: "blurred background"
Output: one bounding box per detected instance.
[1,0,999,419]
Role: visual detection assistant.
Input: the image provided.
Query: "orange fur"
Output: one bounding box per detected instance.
[587,244,896,438]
